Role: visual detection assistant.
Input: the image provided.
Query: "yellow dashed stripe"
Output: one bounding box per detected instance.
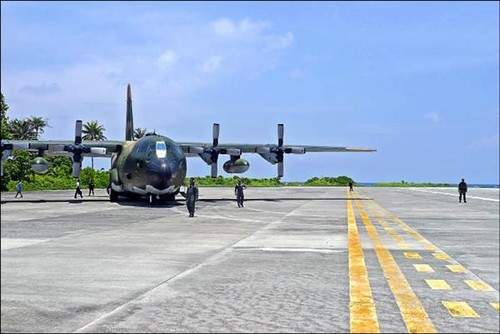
[442,301,479,317]
[347,191,379,333]
[464,280,494,291]
[425,279,452,290]
[413,264,435,273]
[355,200,437,333]
[445,265,467,273]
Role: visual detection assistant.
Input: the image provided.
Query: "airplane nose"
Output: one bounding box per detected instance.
[146,159,172,187]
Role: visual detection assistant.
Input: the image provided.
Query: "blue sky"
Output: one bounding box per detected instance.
[1,1,499,184]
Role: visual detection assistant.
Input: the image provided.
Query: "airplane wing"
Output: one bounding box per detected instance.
[1,120,125,177]
[178,142,375,157]
[176,123,376,177]
[2,140,123,157]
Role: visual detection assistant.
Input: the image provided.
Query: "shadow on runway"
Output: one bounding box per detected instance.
[1,196,372,206]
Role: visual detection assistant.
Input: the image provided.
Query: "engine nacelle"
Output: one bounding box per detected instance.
[31,157,50,174]
[223,158,250,174]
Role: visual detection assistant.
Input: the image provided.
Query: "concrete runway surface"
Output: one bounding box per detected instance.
[1,186,499,333]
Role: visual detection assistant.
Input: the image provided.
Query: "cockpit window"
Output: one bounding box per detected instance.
[156,141,167,158]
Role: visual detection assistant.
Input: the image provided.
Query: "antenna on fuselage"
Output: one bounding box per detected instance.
[125,83,134,141]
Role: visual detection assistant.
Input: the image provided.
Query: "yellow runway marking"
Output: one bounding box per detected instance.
[445,265,467,273]
[490,302,500,312]
[413,264,435,272]
[432,253,450,260]
[356,200,437,333]
[464,280,494,291]
[404,252,422,259]
[442,301,479,317]
[398,243,413,249]
[425,279,452,290]
[347,192,379,333]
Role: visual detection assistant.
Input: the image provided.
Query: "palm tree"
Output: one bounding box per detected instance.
[134,127,148,140]
[27,116,49,139]
[8,119,36,140]
[82,120,107,170]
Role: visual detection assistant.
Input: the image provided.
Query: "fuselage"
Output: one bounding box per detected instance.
[110,133,187,197]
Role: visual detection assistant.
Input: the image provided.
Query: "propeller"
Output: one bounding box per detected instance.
[256,124,306,178]
[210,123,220,178]
[63,120,107,177]
[277,123,284,177]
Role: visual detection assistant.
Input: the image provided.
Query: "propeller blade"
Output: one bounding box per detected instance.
[212,123,220,147]
[211,162,218,178]
[75,120,83,145]
[278,123,284,147]
[278,161,284,178]
[90,147,107,155]
[72,161,82,178]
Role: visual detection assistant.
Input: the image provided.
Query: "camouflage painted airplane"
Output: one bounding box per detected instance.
[0,84,376,204]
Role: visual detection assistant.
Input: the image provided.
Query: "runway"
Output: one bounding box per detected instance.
[1,187,499,333]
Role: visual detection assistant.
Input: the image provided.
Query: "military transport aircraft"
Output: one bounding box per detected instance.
[0,84,376,204]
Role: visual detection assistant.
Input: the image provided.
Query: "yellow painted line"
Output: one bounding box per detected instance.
[413,237,426,242]
[392,237,404,242]
[355,200,436,333]
[432,253,450,260]
[424,245,438,250]
[384,227,394,230]
[388,231,400,236]
[425,279,452,290]
[347,191,379,333]
[397,243,413,249]
[445,265,467,273]
[490,302,499,312]
[404,252,422,259]
[442,301,479,317]
[464,280,494,291]
[413,264,435,272]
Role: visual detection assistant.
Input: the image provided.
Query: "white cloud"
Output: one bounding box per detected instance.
[424,112,441,123]
[289,68,305,79]
[465,134,499,150]
[158,50,179,71]
[211,18,269,39]
[201,56,222,73]
[264,31,294,51]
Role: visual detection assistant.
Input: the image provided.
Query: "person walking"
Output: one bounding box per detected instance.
[348,181,354,192]
[88,179,95,197]
[458,178,468,203]
[234,179,247,208]
[74,178,83,198]
[186,177,199,217]
[14,180,23,198]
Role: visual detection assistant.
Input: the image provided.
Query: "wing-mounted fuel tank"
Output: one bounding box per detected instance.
[223,157,250,174]
[31,156,50,174]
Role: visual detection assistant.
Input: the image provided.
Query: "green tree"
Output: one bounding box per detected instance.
[82,120,107,170]
[8,119,36,140]
[134,127,147,140]
[1,92,10,140]
[27,116,49,139]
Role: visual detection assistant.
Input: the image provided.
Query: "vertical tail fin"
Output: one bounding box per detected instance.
[125,84,134,141]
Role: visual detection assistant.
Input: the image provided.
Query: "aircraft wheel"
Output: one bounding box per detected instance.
[110,189,118,202]
[158,194,168,205]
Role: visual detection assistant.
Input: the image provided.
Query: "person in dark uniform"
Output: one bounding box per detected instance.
[458,178,468,203]
[88,179,95,197]
[186,177,199,217]
[348,181,354,192]
[234,179,247,208]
